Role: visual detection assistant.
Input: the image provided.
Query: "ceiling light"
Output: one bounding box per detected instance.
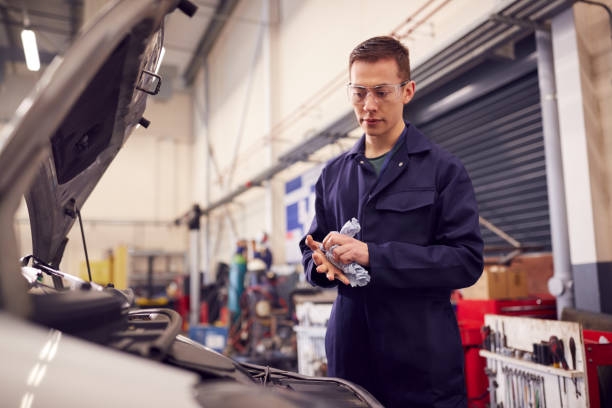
[21,29,40,72]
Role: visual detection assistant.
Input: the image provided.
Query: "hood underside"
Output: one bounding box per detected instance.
[24,6,165,267]
[0,0,181,315]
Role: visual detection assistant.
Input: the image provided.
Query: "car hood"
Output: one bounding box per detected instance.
[0,0,179,316]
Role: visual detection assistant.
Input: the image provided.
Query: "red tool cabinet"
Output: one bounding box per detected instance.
[459,321,487,408]
[456,296,557,322]
[583,329,612,408]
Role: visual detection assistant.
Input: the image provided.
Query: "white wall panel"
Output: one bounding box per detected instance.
[552,9,597,265]
[206,0,271,198]
[273,0,503,147]
[14,91,194,276]
[196,0,510,267]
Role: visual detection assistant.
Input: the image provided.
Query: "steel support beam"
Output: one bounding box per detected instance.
[183,0,240,86]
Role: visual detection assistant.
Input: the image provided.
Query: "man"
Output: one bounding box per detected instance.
[251,231,273,272]
[299,36,484,407]
[228,239,248,323]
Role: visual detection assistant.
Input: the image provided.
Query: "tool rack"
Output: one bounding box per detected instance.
[480,314,589,408]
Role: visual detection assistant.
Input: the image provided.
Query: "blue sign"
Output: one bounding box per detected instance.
[284,164,323,263]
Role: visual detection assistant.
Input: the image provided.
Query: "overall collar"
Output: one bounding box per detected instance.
[347,122,432,159]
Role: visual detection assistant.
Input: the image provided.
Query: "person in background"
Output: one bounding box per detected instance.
[248,231,273,287]
[299,36,484,407]
[252,231,273,271]
[228,239,248,323]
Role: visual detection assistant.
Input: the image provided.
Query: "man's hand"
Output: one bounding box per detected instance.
[322,232,370,266]
[305,235,350,285]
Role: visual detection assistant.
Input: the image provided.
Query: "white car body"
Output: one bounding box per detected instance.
[0,312,200,408]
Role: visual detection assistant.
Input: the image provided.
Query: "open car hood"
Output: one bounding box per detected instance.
[0,3,385,406]
[0,0,186,315]
[25,4,165,266]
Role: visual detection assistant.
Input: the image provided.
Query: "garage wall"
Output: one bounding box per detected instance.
[15,91,194,277]
[555,0,612,313]
[193,0,517,274]
[573,0,612,262]
[9,0,609,290]
[8,0,197,277]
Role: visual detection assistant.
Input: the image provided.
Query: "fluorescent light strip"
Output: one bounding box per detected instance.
[21,29,40,72]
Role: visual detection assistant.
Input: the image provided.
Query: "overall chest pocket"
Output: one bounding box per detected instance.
[375,188,435,212]
[373,188,436,243]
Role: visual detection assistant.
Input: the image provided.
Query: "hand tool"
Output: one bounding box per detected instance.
[568,336,581,397]
[522,371,529,408]
[572,378,581,399]
[519,370,524,407]
[503,366,509,407]
[531,374,540,408]
[542,375,548,408]
[482,325,492,350]
[485,366,498,406]
[495,322,500,353]
[569,337,576,370]
[558,375,564,408]
[534,341,552,365]
[549,336,569,369]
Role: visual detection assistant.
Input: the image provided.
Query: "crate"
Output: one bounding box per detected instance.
[294,325,327,377]
[189,324,228,353]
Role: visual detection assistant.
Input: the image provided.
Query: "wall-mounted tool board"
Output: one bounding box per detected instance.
[480,314,589,408]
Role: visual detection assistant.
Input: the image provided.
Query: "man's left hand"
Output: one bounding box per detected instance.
[305,235,350,285]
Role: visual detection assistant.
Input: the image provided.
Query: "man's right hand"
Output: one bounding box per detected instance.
[305,235,350,285]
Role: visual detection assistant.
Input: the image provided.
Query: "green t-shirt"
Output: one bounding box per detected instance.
[368,142,401,177]
[368,153,388,177]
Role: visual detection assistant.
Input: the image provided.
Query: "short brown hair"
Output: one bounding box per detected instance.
[349,36,411,81]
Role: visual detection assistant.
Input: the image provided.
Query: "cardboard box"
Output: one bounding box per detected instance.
[461,265,508,300]
[506,269,528,298]
[507,254,553,296]
[461,253,554,300]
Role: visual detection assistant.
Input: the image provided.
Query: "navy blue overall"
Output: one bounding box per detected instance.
[300,123,484,407]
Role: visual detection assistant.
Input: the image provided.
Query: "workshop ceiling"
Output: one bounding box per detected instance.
[0,0,236,121]
[0,0,81,78]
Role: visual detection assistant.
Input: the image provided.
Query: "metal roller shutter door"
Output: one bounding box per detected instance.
[414,71,551,255]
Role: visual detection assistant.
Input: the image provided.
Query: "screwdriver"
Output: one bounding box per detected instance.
[569,337,576,370]
[569,337,581,397]
[549,336,569,370]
